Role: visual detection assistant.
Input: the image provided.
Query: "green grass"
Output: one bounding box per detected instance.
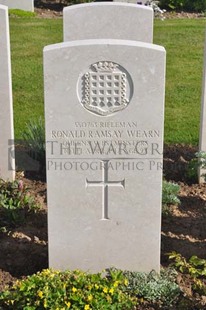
[154,19,205,144]
[9,16,205,144]
[9,9,36,17]
[10,17,63,138]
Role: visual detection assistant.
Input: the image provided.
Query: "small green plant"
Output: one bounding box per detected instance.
[159,0,206,12]
[0,269,137,309]
[159,0,183,10]
[9,9,36,17]
[145,0,166,19]
[0,179,39,227]
[169,252,206,295]
[162,180,180,206]
[186,151,206,182]
[186,158,199,182]
[22,117,45,169]
[123,268,180,307]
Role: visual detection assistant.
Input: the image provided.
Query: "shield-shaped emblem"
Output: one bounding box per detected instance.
[80,61,132,116]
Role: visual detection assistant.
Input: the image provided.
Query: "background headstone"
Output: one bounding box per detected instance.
[114,0,148,4]
[63,3,153,43]
[0,0,34,12]
[44,39,165,272]
[199,30,206,183]
[0,5,15,181]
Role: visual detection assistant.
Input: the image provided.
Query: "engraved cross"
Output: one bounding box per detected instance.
[86,160,125,220]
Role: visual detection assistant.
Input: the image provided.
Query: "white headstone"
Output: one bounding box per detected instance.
[0,5,15,181]
[0,0,34,12]
[199,31,206,183]
[63,3,153,43]
[44,39,165,272]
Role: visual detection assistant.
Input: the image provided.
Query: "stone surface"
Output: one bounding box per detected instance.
[44,39,165,272]
[199,31,206,183]
[0,5,15,181]
[63,3,153,43]
[0,0,34,12]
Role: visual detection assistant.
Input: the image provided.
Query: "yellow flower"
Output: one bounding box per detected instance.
[106,295,112,302]
[103,287,108,293]
[65,301,71,308]
[113,281,119,287]
[38,290,43,299]
[94,284,99,289]
[88,294,93,301]
[9,300,15,305]
[84,305,90,310]
[42,269,51,276]
[14,280,20,288]
[72,286,77,293]
[109,288,114,295]
[124,279,129,286]
[43,299,48,308]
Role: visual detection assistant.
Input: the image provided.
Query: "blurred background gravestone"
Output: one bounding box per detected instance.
[0,0,34,12]
[0,5,15,181]
[199,30,206,183]
[63,3,153,43]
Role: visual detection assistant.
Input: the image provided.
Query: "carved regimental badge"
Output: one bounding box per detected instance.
[79,61,133,116]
